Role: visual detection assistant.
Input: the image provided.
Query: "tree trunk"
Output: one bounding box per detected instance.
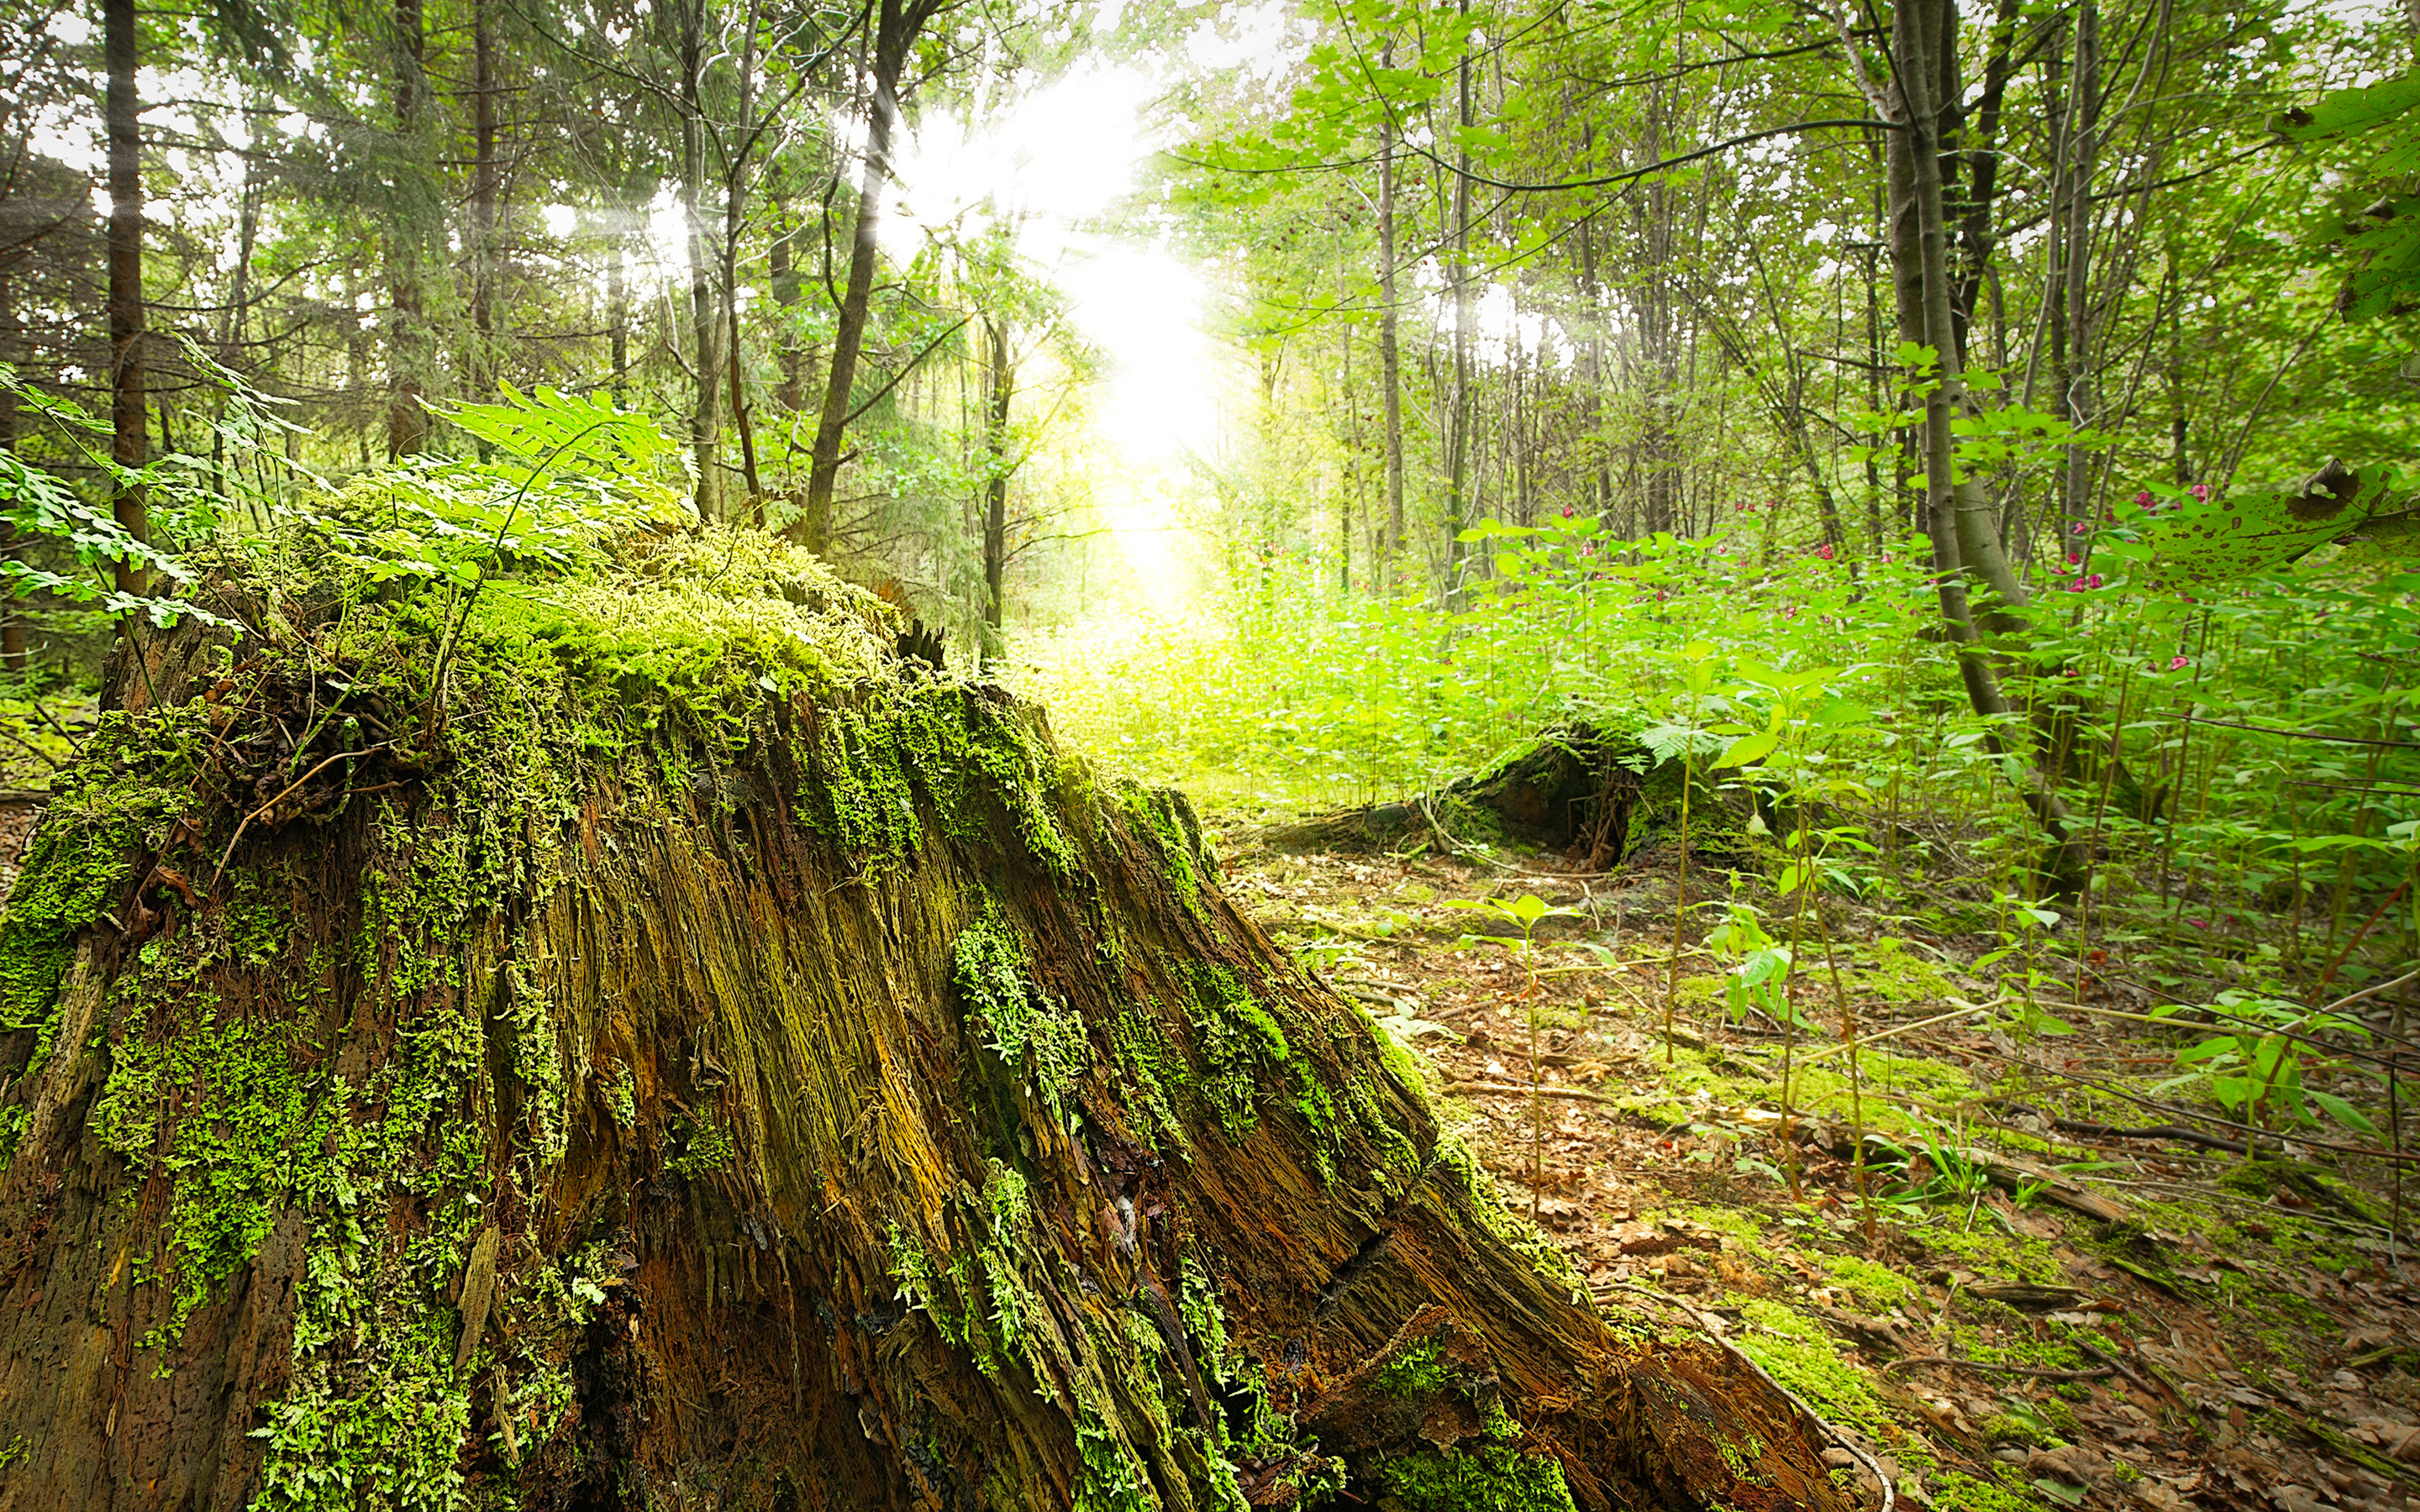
[2058,0,2100,535]
[469,0,499,397]
[1881,0,2086,889]
[724,4,762,507]
[981,313,1011,664]
[771,202,804,414]
[387,0,432,459]
[1376,45,1406,576]
[104,0,147,596]
[1443,10,1473,607]
[0,543,1854,1512]
[802,0,923,555]
[679,1,723,523]
[0,270,24,673]
[608,231,629,404]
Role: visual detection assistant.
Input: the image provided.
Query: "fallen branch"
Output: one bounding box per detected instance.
[2013,1106,2249,1157]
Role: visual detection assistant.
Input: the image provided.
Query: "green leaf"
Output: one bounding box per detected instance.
[2308,1090,2376,1133]
[1714,732,1776,769]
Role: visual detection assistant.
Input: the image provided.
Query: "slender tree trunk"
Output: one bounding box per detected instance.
[1376,45,1405,575]
[771,202,804,413]
[469,0,498,396]
[679,0,723,522]
[2059,0,2101,534]
[1576,204,1613,527]
[1950,0,2021,367]
[1338,285,1355,595]
[104,0,146,596]
[609,232,629,403]
[725,3,761,507]
[1884,0,2085,883]
[0,272,24,673]
[214,122,263,492]
[387,0,430,458]
[802,0,920,554]
[1443,8,1473,607]
[981,314,1011,662]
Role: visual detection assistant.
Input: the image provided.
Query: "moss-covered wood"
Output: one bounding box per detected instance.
[0,529,1855,1512]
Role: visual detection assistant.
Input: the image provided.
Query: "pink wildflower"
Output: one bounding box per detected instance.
[2168,655,2189,670]
[1560,504,1575,518]
[2135,491,2154,509]
[1816,543,1836,560]
[2071,522,2088,534]
[2191,482,2211,502]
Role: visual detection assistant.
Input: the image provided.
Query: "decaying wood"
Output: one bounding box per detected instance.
[0,556,1859,1511]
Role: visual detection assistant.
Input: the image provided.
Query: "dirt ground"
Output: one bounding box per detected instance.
[1224,825,2420,1512]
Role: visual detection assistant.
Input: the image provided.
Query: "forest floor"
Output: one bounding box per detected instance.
[1225,826,2420,1512]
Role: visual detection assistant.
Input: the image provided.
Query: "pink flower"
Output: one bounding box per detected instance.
[2066,553,2081,564]
[1880,552,1894,564]
[2071,522,2088,534]
[2191,482,2211,502]
[2168,655,2189,670]
[1560,504,1575,518]
[2135,491,2154,509]
[2086,574,2103,589]
[1815,543,1836,560]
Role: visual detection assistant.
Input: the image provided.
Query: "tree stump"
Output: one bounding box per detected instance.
[0,532,1854,1512]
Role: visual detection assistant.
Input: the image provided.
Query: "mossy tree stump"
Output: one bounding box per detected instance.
[0,532,1854,1512]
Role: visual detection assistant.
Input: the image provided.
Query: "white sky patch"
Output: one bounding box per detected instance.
[884,61,1158,261]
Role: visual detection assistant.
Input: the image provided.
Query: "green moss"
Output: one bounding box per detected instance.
[0,705,208,1029]
[1186,963,1291,1141]
[1181,963,1345,1178]
[802,704,920,862]
[1731,1299,1902,1446]
[1074,1404,1156,1512]
[1376,1336,1453,1399]
[92,990,336,1341]
[1378,1444,1578,1512]
[1824,1252,1921,1311]
[663,1105,735,1178]
[956,908,1092,1126]
[1109,1004,1191,1156]
[1436,1137,1586,1298]
[1118,781,1208,900]
[1932,1468,2043,1512]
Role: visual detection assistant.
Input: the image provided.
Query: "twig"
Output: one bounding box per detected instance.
[2320,963,2420,1019]
[208,743,391,890]
[0,721,64,772]
[1794,1000,2006,1063]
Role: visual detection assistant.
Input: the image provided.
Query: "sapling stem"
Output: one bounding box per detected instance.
[1523,916,1542,1224]
[1666,738,1693,1066]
